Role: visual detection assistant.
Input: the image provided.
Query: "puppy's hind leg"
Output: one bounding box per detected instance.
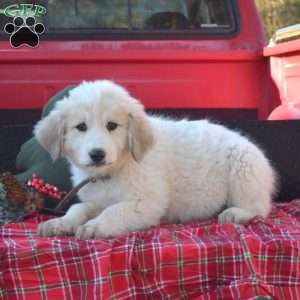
[218,146,276,224]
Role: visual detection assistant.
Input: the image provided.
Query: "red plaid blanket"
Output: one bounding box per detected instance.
[1,200,300,300]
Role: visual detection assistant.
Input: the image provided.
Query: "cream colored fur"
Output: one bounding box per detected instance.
[35,80,277,239]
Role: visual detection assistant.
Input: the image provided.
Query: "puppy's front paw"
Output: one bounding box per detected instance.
[38,218,76,237]
[75,222,98,240]
[218,207,254,224]
[75,219,123,240]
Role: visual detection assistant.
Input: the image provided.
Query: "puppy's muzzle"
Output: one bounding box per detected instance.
[89,148,106,164]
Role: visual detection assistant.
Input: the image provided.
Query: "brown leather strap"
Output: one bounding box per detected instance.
[54,175,110,212]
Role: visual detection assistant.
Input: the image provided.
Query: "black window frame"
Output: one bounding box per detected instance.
[0,0,240,41]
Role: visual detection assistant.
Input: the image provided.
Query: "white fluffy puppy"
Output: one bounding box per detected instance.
[35,80,276,239]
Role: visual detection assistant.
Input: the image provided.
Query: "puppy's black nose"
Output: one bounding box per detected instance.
[89,149,106,163]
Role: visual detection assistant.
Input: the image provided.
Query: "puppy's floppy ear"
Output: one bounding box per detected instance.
[128,100,154,162]
[34,110,64,161]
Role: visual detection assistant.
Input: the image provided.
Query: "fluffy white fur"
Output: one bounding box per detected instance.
[35,80,276,239]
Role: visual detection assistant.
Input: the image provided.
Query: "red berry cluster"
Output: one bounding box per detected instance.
[26,173,67,200]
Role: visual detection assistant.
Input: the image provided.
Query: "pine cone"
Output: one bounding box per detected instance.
[0,172,28,207]
[24,192,45,212]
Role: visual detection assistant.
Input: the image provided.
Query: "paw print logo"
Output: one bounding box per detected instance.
[4,16,45,48]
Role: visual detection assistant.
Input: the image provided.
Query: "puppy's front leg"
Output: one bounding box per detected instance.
[38,202,102,237]
[76,201,164,239]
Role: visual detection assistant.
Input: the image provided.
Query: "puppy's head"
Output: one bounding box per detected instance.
[34,80,153,175]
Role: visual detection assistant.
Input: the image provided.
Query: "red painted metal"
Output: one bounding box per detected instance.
[264,39,300,120]
[0,0,280,119]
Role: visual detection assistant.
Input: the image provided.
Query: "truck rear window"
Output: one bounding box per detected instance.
[0,0,238,39]
[47,0,232,29]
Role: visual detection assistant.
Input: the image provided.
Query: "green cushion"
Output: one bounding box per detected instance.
[41,86,75,118]
[15,86,75,208]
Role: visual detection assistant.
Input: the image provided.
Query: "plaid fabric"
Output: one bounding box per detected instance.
[1,200,300,300]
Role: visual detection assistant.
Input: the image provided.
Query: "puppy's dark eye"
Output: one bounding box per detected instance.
[76,122,87,132]
[106,121,118,131]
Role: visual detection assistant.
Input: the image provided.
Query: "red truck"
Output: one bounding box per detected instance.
[0,0,294,124]
[1,0,300,184]
[1,0,300,174]
[1,1,300,122]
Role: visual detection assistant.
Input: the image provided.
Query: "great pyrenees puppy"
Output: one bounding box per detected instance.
[35,80,276,239]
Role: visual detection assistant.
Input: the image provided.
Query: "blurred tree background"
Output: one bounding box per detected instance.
[256,0,300,38]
